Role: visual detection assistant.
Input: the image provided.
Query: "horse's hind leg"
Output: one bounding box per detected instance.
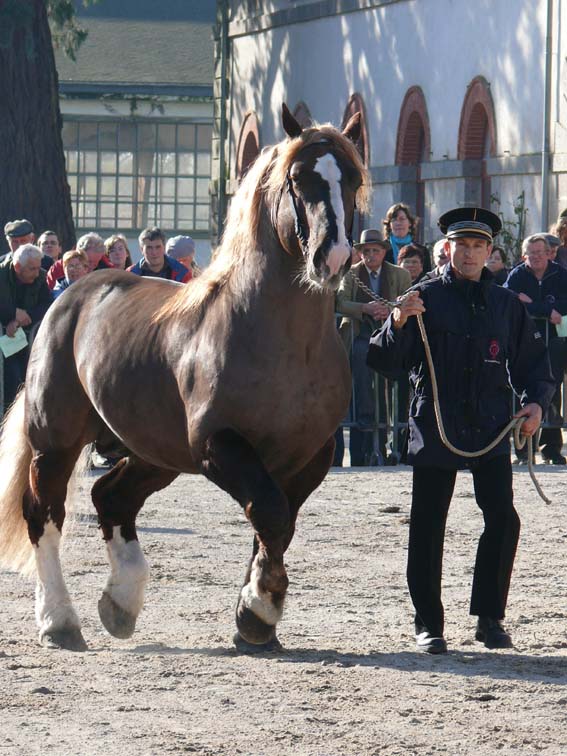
[201,430,291,649]
[91,456,178,639]
[25,447,87,651]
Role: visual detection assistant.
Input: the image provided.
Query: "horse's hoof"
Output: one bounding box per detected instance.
[236,604,279,646]
[98,592,137,639]
[233,632,283,654]
[40,627,88,652]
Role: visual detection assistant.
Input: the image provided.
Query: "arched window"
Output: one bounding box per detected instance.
[236,112,260,180]
[341,93,369,242]
[458,76,497,207]
[395,87,431,238]
[292,101,313,129]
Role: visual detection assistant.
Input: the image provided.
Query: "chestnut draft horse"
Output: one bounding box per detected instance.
[0,105,370,652]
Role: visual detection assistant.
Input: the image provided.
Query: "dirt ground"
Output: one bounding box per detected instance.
[1,464,567,756]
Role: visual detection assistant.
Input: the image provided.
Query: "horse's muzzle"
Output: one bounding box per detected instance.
[311,242,352,290]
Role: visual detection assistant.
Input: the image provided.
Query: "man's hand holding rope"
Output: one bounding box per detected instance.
[392,290,425,330]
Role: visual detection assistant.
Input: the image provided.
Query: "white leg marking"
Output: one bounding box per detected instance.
[314,153,350,276]
[240,553,283,626]
[35,521,81,638]
[104,526,149,617]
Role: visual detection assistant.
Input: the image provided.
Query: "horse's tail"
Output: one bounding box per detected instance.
[0,391,35,575]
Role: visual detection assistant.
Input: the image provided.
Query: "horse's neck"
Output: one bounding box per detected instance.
[235,223,335,337]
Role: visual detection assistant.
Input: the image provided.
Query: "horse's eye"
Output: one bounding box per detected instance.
[289,163,304,182]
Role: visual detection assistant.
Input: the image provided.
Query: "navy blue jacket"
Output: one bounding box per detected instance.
[503,261,567,339]
[367,266,555,469]
[128,255,190,283]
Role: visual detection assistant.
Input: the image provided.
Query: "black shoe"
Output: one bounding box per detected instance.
[541,450,566,465]
[415,628,447,654]
[384,452,400,467]
[514,453,535,465]
[475,617,513,649]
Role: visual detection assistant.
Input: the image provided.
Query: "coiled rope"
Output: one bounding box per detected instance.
[348,271,550,503]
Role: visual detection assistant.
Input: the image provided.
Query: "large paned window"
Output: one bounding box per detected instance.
[62,119,212,233]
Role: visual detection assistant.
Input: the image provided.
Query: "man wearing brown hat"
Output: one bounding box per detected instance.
[367,207,555,654]
[336,229,411,466]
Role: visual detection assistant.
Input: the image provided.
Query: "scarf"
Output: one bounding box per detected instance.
[389,233,412,263]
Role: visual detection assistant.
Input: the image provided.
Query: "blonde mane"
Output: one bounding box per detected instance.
[154,123,371,323]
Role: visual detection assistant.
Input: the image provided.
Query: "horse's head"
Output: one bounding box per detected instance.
[275,103,370,291]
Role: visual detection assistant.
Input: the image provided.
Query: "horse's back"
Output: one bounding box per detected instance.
[25,272,192,467]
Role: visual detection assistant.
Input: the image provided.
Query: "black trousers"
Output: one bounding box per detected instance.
[539,336,567,455]
[407,455,520,636]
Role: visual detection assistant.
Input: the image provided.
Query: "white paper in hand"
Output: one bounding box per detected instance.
[0,327,28,358]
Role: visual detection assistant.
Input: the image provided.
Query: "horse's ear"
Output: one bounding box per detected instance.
[282,103,303,139]
[342,112,361,144]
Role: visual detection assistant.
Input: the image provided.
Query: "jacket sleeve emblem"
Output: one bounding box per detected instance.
[488,338,500,360]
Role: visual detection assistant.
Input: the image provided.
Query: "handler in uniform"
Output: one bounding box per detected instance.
[367,208,555,654]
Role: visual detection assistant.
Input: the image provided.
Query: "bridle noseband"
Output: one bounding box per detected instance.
[285,140,356,257]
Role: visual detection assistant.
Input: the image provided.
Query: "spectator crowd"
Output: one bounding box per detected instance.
[0,220,199,442]
[335,203,567,469]
[2,203,567,473]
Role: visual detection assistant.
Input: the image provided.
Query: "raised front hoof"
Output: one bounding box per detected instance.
[236,604,280,647]
[98,592,137,639]
[233,632,283,654]
[40,627,88,652]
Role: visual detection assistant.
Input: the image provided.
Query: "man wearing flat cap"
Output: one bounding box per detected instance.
[4,218,35,250]
[337,229,411,465]
[2,219,54,272]
[367,207,555,654]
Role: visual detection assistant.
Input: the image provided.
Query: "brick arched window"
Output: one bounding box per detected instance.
[458,76,496,207]
[458,77,496,159]
[395,87,430,238]
[236,112,260,180]
[341,93,369,242]
[293,101,313,129]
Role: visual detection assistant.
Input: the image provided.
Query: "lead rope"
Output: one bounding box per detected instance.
[348,271,551,503]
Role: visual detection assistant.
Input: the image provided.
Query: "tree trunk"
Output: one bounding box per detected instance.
[0,0,75,254]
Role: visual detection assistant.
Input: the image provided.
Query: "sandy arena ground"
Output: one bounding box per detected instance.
[1,464,567,756]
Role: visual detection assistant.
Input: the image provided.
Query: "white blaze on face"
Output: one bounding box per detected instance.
[314,153,350,276]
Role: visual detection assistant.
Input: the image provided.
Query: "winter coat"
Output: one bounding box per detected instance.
[367,265,555,468]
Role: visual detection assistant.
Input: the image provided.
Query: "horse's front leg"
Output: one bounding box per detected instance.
[201,430,290,649]
[91,456,178,639]
[241,436,335,645]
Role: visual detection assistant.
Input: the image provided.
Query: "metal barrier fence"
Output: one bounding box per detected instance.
[337,317,567,466]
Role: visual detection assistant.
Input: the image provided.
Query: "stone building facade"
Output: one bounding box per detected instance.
[213,0,566,248]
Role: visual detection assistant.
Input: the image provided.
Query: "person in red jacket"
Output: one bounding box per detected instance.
[46,232,113,289]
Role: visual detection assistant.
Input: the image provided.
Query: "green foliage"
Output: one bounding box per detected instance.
[48,0,92,62]
[491,191,528,265]
[0,0,96,60]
